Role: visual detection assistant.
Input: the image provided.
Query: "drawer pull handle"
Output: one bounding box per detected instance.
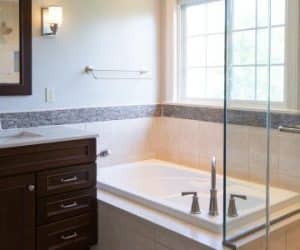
[60,176,78,183]
[61,232,78,240]
[60,201,78,209]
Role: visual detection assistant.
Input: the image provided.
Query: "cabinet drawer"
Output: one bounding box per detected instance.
[37,189,97,225]
[37,213,97,250]
[0,139,96,178]
[37,164,96,197]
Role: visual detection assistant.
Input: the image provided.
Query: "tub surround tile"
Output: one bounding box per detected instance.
[286,221,300,250]
[97,190,300,250]
[278,132,300,178]
[97,191,221,250]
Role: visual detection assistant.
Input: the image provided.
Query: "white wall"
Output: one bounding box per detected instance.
[0,0,162,113]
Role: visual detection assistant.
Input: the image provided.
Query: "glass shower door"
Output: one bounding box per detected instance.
[223,0,273,248]
[224,0,300,248]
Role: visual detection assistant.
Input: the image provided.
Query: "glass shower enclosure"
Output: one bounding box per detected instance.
[223,0,300,249]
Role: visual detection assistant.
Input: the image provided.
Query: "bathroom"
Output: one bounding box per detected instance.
[0,0,299,249]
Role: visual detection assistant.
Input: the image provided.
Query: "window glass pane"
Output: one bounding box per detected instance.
[232,30,255,65]
[206,67,224,99]
[185,68,206,98]
[232,0,256,30]
[271,0,286,26]
[271,27,285,64]
[231,67,255,100]
[257,29,269,65]
[187,37,206,67]
[256,66,268,101]
[207,0,224,34]
[271,66,284,102]
[185,5,206,36]
[257,0,268,27]
[207,34,224,66]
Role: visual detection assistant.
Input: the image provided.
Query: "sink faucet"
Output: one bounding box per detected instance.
[228,194,247,217]
[209,156,218,216]
[181,192,201,214]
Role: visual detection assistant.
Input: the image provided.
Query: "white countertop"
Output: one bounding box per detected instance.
[0,126,98,149]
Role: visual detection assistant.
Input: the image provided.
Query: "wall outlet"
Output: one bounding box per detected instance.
[45,88,55,103]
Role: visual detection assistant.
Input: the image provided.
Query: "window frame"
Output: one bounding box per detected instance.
[176,0,299,111]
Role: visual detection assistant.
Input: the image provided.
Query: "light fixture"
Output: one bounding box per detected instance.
[41,6,63,36]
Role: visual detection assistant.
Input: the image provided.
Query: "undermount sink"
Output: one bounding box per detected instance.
[0,131,42,143]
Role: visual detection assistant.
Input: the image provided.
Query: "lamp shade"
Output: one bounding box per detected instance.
[48,6,63,25]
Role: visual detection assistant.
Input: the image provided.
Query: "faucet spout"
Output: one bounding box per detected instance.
[209,156,218,216]
[211,156,216,190]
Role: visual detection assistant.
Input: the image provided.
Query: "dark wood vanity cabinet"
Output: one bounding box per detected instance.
[0,139,97,250]
[0,174,35,250]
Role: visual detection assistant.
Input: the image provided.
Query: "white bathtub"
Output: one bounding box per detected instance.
[97,160,300,233]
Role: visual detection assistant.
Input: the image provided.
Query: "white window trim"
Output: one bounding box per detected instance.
[164,0,300,111]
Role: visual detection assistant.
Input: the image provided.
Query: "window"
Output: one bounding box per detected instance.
[178,0,288,107]
[179,0,225,101]
[230,0,285,103]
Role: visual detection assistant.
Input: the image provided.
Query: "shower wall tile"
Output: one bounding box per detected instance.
[227,125,250,179]
[154,118,225,171]
[248,127,280,185]
[278,132,300,177]
[157,117,300,192]
[154,117,202,169]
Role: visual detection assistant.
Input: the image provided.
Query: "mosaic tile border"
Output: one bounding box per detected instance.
[0,105,162,129]
[1,104,299,129]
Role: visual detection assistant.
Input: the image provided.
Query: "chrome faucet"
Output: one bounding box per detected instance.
[228,194,247,217]
[209,156,218,216]
[181,192,201,214]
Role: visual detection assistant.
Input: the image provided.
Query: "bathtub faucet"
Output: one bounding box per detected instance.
[181,192,201,214]
[228,194,247,217]
[209,156,218,216]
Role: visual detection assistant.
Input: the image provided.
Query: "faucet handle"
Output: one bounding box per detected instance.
[230,194,247,200]
[182,192,201,214]
[228,194,247,217]
[181,192,197,197]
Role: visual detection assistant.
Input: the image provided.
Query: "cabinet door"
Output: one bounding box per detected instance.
[0,174,35,250]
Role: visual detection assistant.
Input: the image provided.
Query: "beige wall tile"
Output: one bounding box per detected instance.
[287,221,300,250]
[239,238,265,250]
[155,117,201,169]
[227,125,250,180]
[198,122,223,172]
[84,116,300,192]
[279,133,300,178]
[248,128,280,184]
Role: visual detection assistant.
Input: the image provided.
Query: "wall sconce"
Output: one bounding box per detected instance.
[41,6,63,36]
